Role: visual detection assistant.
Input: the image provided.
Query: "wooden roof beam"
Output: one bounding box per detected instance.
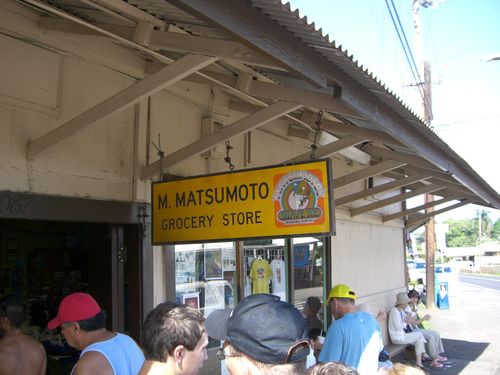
[141,101,301,179]
[334,160,407,189]
[383,195,461,223]
[27,54,217,159]
[350,185,444,217]
[406,200,470,227]
[284,136,366,164]
[40,17,279,68]
[334,173,430,206]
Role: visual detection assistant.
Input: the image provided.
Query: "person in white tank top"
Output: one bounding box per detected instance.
[47,292,144,375]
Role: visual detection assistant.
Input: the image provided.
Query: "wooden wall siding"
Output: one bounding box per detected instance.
[331,220,405,302]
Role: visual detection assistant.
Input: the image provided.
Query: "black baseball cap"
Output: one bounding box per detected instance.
[206,294,309,364]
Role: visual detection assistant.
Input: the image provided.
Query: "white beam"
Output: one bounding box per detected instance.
[27,54,217,159]
[350,185,444,217]
[334,174,430,206]
[141,101,301,179]
[284,136,365,164]
[383,195,460,223]
[406,200,470,227]
[334,160,407,189]
[40,18,277,68]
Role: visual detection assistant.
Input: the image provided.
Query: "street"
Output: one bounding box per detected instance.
[459,274,500,292]
[397,276,500,374]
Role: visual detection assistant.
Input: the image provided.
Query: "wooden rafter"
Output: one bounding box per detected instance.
[334,160,407,189]
[334,173,430,206]
[406,200,470,227]
[383,195,461,223]
[350,185,444,217]
[39,17,279,68]
[141,101,302,179]
[284,136,366,164]
[27,54,217,159]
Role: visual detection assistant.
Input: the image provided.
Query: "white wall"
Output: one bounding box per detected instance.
[332,214,406,309]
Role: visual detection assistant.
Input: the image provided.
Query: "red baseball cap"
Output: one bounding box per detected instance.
[47,292,101,330]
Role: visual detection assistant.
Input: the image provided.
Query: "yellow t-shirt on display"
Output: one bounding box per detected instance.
[249,258,273,294]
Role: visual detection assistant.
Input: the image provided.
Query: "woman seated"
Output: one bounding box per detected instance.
[405,290,447,362]
[303,296,323,331]
[388,292,443,369]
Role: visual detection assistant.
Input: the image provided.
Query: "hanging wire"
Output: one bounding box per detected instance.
[310,110,323,159]
[224,140,235,171]
[151,133,167,180]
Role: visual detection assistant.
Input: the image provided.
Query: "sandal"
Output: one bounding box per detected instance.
[428,360,444,368]
[435,355,448,361]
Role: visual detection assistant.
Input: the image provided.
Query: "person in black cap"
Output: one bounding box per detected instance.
[206,293,310,375]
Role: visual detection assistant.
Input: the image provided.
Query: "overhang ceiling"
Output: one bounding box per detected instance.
[9,0,500,230]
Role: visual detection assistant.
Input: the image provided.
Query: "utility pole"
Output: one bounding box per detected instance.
[413,0,436,309]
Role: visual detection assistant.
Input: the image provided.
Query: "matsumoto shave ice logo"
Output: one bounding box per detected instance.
[273,170,326,225]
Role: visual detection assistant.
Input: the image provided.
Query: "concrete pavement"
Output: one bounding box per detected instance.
[393,280,500,374]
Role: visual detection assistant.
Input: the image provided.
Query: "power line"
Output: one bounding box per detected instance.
[384,0,432,118]
[433,115,500,128]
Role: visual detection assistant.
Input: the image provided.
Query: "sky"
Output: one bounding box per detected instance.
[286,0,500,223]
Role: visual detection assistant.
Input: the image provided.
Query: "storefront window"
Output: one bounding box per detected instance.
[242,238,287,301]
[174,242,236,317]
[292,237,326,332]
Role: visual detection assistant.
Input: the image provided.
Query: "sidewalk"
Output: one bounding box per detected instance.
[393,281,500,374]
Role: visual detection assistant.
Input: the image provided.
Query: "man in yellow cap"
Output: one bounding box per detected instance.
[318,284,382,375]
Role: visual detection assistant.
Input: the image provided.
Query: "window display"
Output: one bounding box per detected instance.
[292,237,326,331]
[242,239,287,300]
[175,242,236,318]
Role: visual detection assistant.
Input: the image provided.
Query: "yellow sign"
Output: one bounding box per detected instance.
[152,159,334,244]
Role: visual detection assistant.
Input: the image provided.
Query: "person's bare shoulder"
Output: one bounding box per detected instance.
[0,345,19,375]
[73,350,114,375]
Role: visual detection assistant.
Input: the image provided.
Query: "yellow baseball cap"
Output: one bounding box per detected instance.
[326,284,357,304]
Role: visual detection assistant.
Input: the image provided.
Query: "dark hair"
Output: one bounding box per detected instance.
[308,328,322,341]
[0,295,25,328]
[305,296,322,315]
[77,310,107,331]
[407,290,420,299]
[141,302,205,362]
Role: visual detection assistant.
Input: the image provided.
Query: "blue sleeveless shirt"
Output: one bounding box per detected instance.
[74,332,144,375]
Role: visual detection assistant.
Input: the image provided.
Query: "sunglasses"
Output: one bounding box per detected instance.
[216,347,239,361]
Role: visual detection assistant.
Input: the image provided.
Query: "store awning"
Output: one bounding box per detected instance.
[15,0,499,229]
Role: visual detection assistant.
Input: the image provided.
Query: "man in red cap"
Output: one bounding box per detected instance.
[48,292,144,375]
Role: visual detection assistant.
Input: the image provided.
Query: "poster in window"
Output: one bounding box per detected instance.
[222,248,236,272]
[203,281,225,317]
[204,248,223,280]
[182,292,200,310]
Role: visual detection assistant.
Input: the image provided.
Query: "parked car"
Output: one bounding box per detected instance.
[408,262,457,289]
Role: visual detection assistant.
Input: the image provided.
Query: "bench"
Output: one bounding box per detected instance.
[378,310,410,361]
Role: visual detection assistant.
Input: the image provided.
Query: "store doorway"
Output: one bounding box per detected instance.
[0,219,142,372]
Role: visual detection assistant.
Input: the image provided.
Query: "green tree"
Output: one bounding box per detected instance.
[474,209,493,240]
[492,219,500,241]
[445,219,478,247]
